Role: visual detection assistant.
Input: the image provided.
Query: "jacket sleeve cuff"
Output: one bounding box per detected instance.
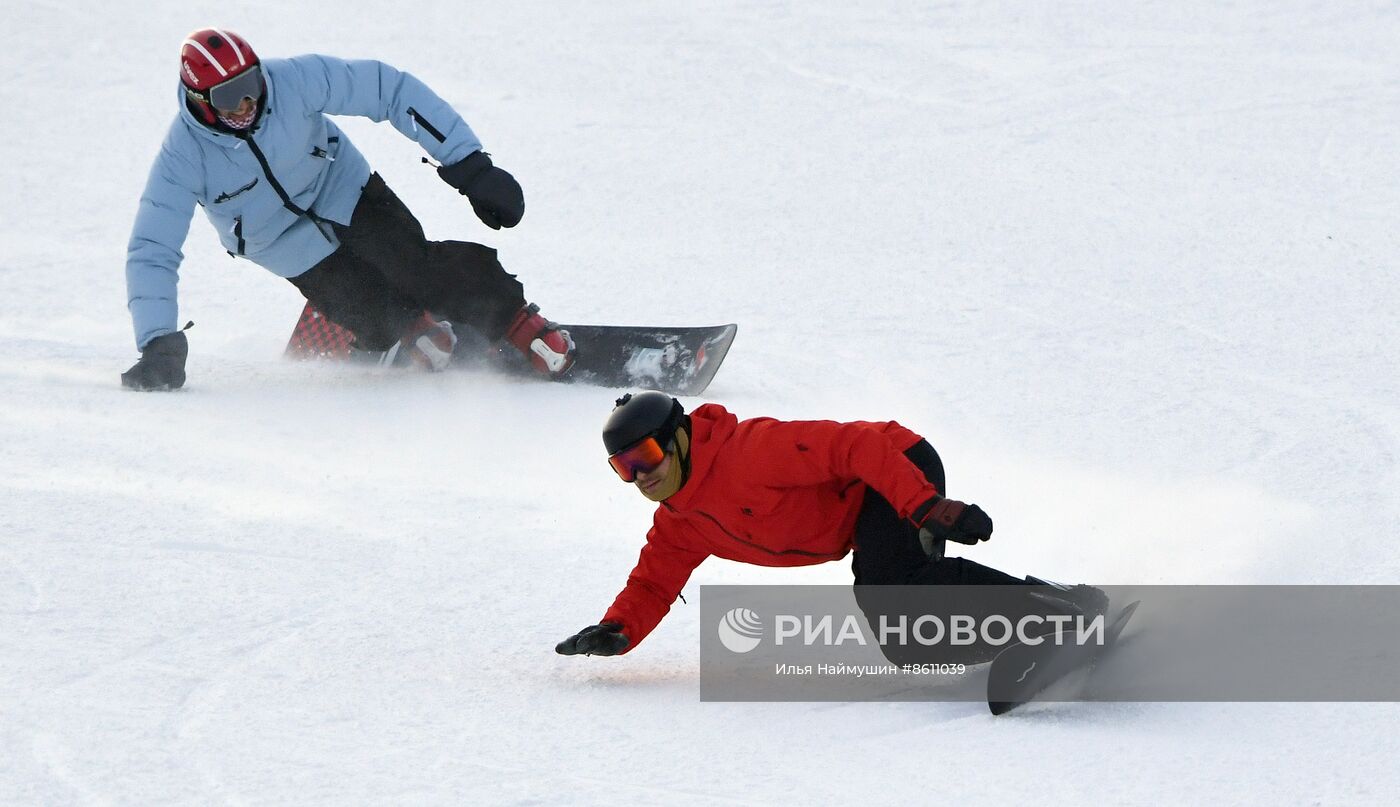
[910,495,942,526]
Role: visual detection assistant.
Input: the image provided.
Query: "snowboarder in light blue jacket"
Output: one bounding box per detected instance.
[122,28,576,390]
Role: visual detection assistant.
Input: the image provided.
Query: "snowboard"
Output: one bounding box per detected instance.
[986,600,1140,715]
[284,302,738,396]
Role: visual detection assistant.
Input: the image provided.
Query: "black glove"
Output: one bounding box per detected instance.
[120,331,188,391]
[556,622,629,656]
[911,495,993,545]
[437,151,524,230]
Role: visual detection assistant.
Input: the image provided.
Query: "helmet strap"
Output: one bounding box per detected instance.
[672,421,694,490]
[674,424,691,462]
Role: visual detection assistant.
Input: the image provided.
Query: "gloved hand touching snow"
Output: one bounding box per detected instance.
[556,622,629,656]
[121,330,188,391]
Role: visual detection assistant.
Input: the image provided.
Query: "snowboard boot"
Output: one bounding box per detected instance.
[504,303,576,377]
[1024,576,1109,618]
[384,312,458,371]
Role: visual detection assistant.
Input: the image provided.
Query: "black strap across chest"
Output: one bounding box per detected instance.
[237,132,327,223]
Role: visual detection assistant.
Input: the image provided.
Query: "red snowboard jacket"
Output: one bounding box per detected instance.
[601,404,942,651]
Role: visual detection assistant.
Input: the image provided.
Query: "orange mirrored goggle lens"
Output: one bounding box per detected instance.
[608,436,667,482]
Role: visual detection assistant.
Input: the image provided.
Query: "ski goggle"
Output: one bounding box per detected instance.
[608,435,669,482]
[187,64,264,111]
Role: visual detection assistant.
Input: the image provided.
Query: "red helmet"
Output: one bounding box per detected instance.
[180,28,263,127]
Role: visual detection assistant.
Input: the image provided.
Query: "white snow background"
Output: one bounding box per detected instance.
[3,1,1399,804]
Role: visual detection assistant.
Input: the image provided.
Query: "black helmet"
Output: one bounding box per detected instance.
[604,391,685,454]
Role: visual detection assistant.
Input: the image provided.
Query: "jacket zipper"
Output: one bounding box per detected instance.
[234,216,245,254]
[406,107,446,142]
[240,133,311,217]
[237,132,332,242]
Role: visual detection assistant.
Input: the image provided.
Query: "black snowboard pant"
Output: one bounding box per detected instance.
[289,173,526,351]
[851,440,1047,665]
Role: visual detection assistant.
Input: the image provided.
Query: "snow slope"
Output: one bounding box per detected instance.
[3,1,1399,803]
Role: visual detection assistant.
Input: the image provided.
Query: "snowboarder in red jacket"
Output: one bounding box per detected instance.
[556,392,1105,659]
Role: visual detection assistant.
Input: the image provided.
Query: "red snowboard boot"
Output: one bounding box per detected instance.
[504,304,576,377]
[385,312,458,371]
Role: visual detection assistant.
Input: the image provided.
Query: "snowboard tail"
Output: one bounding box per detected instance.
[552,323,737,396]
[987,600,1140,715]
[285,302,737,396]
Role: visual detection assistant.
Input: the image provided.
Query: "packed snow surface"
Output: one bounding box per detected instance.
[3,1,1399,803]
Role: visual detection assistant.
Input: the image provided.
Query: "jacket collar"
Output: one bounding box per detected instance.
[660,403,737,510]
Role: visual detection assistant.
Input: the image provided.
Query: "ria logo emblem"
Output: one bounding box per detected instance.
[718,608,763,653]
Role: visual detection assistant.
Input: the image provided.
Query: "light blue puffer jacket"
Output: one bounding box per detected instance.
[125,55,483,348]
